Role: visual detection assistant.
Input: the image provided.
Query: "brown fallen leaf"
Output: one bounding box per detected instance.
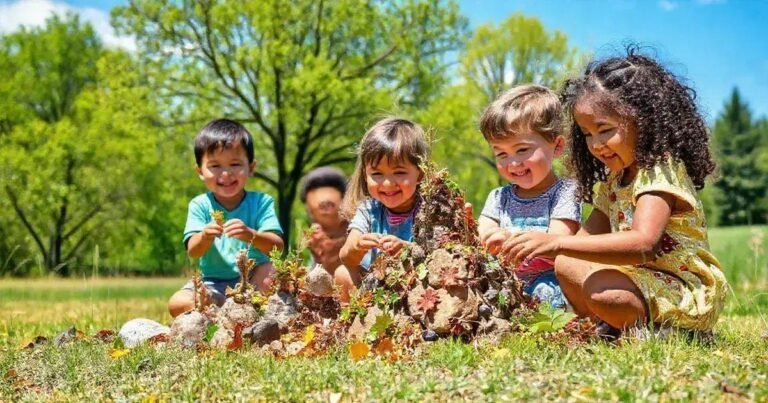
[93,329,115,343]
[373,337,394,356]
[21,336,48,350]
[720,380,748,398]
[227,324,244,351]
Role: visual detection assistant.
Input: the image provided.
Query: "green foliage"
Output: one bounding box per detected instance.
[368,312,393,341]
[112,0,468,243]
[712,88,768,225]
[0,15,192,276]
[523,304,576,334]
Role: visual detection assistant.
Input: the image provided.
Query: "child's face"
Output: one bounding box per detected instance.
[489,131,564,193]
[365,156,421,213]
[305,186,344,230]
[573,99,637,175]
[196,144,254,206]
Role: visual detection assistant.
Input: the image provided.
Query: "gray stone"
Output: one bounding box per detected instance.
[305,265,335,297]
[263,291,299,330]
[431,286,480,335]
[217,298,259,330]
[245,318,281,346]
[170,310,209,348]
[119,319,171,348]
[209,326,234,349]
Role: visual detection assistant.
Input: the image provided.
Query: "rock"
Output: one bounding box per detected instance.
[217,298,259,330]
[407,284,479,334]
[245,318,281,346]
[305,265,335,297]
[119,319,171,348]
[263,291,299,330]
[422,329,439,342]
[478,304,493,319]
[483,287,499,302]
[170,310,209,348]
[53,326,78,347]
[431,287,480,335]
[209,326,234,349]
[347,305,384,340]
[477,317,512,337]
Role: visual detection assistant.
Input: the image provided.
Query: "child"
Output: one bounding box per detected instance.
[501,47,728,337]
[477,84,581,309]
[300,166,349,273]
[337,117,428,302]
[168,119,285,317]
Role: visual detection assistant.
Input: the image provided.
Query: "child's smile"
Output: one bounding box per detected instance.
[573,100,638,180]
[489,132,563,198]
[365,157,421,212]
[197,145,254,209]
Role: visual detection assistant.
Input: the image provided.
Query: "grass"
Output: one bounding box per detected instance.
[1,226,767,401]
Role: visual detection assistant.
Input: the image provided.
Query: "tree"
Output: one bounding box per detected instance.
[417,13,578,209]
[712,88,768,225]
[0,15,191,276]
[112,0,468,243]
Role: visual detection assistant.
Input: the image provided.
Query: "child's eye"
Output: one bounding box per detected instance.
[495,153,507,159]
[395,171,408,175]
[517,148,529,154]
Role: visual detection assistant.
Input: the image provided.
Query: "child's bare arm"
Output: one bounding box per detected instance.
[478,216,501,240]
[503,192,675,265]
[548,219,580,236]
[340,229,379,268]
[187,222,222,258]
[577,209,611,236]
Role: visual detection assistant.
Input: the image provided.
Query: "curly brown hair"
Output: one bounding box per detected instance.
[561,45,716,203]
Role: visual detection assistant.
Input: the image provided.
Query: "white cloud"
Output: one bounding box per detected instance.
[0,0,135,51]
[658,0,678,11]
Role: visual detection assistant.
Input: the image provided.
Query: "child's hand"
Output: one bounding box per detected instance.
[354,233,381,253]
[201,221,223,241]
[222,219,256,243]
[481,227,510,255]
[500,232,561,265]
[379,235,406,256]
[307,224,330,256]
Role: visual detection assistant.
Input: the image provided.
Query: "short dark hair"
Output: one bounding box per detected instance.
[194,119,254,166]
[300,167,348,203]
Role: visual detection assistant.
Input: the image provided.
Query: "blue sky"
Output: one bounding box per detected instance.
[458,0,768,121]
[6,0,767,121]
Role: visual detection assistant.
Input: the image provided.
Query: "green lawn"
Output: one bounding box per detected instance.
[1,226,767,401]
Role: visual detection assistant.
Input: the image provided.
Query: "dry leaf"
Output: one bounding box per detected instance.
[109,348,130,359]
[720,381,748,398]
[349,341,370,360]
[373,337,394,356]
[416,287,440,314]
[93,329,115,343]
[227,324,244,351]
[21,336,48,350]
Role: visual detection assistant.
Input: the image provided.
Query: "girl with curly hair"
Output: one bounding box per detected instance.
[498,46,728,338]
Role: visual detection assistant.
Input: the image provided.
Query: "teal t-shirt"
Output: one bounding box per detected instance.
[183,191,283,280]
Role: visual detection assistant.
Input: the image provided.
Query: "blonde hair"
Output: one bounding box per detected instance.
[479,84,563,142]
[341,117,428,219]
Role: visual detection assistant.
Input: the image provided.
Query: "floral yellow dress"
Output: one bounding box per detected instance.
[593,159,729,331]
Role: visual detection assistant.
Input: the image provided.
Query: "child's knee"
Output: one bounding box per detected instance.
[334,265,360,287]
[583,270,645,310]
[168,290,194,318]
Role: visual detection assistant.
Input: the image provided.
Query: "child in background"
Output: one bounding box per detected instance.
[338,117,428,302]
[502,47,728,338]
[300,166,349,273]
[477,84,581,309]
[168,119,284,317]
